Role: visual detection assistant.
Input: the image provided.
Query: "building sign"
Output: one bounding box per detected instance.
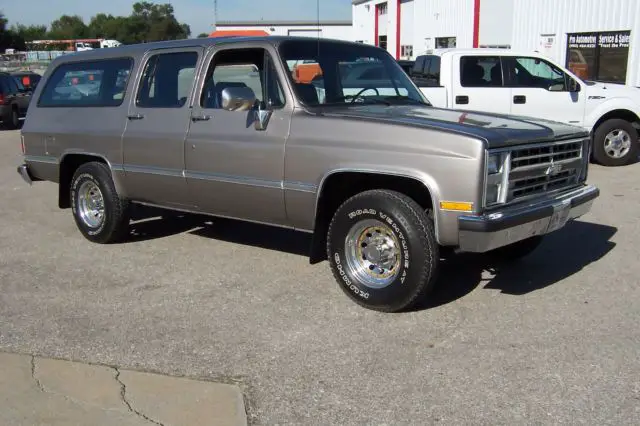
[566,30,630,84]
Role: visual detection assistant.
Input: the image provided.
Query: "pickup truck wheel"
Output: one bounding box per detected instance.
[70,162,130,244]
[592,119,639,166]
[326,190,439,312]
[484,236,543,265]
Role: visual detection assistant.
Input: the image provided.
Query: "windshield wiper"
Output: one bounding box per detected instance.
[383,96,429,106]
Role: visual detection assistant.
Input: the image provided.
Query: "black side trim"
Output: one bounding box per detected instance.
[459,205,554,233]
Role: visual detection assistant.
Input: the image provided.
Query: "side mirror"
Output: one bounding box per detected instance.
[220,86,257,111]
[569,78,581,93]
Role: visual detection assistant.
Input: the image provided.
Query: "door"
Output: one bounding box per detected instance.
[503,55,586,126]
[184,44,291,225]
[122,47,203,208]
[451,55,512,114]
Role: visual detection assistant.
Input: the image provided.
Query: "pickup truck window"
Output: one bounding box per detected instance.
[460,56,503,87]
[136,52,197,108]
[37,57,133,107]
[278,39,427,107]
[503,57,567,90]
[411,55,440,86]
[200,48,285,109]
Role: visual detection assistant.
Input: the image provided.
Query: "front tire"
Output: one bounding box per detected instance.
[70,162,131,244]
[592,119,639,166]
[326,190,439,312]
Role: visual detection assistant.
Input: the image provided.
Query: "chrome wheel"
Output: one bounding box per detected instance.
[344,219,402,289]
[77,180,105,228]
[604,129,632,159]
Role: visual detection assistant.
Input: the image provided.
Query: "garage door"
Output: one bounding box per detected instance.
[287,29,321,38]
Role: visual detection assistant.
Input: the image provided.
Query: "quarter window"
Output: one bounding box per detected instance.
[37,58,133,107]
[136,51,198,108]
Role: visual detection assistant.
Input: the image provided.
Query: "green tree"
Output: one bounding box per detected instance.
[197,32,209,38]
[11,23,48,41]
[0,12,26,50]
[49,15,89,39]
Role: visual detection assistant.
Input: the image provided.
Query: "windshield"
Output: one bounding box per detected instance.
[278,39,429,107]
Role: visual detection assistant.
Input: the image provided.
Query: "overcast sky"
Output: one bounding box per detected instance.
[2,0,352,36]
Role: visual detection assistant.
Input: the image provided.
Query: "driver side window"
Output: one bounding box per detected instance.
[507,57,567,90]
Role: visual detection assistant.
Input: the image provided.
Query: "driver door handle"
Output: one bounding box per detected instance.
[191,114,211,122]
[127,113,144,120]
[513,95,526,104]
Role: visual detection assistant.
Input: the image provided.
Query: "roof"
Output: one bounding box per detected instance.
[418,48,540,57]
[45,36,376,65]
[215,20,352,27]
[352,0,372,5]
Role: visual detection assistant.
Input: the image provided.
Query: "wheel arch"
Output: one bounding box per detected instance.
[587,105,640,133]
[58,152,125,209]
[309,168,441,264]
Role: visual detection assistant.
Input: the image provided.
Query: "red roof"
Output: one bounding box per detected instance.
[208,30,269,38]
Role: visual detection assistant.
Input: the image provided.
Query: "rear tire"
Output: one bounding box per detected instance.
[70,162,131,244]
[326,189,439,312]
[592,119,639,166]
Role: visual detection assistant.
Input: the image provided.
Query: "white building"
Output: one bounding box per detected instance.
[511,0,638,86]
[213,20,353,41]
[353,0,638,85]
[352,0,513,60]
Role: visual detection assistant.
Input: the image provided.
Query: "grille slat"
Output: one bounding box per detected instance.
[503,139,585,202]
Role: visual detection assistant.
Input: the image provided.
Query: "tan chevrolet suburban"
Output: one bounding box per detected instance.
[17,36,600,312]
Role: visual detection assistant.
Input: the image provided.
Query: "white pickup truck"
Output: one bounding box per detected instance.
[408,48,640,167]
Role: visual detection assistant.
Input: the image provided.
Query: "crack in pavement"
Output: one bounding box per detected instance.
[114,367,165,426]
[30,355,46,393]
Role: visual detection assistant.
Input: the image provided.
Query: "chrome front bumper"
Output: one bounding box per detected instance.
[458,184,600,252]
[17,164,37,185]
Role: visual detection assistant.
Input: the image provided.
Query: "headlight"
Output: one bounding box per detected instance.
[487,153,502,174]
[485,151,506,207]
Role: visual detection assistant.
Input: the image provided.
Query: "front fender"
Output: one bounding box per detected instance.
[585,98,640,131]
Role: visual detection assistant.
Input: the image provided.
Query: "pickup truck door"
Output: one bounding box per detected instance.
[503,56,586,126]
[184,44,290,226]
[449,55,512,114]
[122,47,204,208]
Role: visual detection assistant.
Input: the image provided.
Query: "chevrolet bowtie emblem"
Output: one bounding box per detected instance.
[546,159,563,176]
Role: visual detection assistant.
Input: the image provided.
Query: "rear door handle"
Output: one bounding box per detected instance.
[513,95,526,104]
[127,113,144,120]
[191,114,211,122]
[455,95,469,105]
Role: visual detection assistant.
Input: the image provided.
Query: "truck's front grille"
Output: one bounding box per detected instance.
[487,138,588,207]
[510,140,582,169]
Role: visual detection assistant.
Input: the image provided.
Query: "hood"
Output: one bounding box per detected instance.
[585,80,640,102]
[316,104,588,148]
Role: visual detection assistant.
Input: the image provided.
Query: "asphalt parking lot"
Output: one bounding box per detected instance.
[1,128,639,425]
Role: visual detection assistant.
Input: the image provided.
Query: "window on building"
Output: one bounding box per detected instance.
[436,37,456,48]
[136,52,198,108]
[378,35,388,51]
[460,56,503,87]
[377,3,388,15]
[401,45,413,58]
[566,31,630,84]
[38,57,133,107]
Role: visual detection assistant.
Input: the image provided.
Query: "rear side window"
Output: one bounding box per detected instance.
[38,58,133,107]
[460,56,503,87]
[136,52,198,108]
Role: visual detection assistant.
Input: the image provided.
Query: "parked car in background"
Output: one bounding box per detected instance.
[17,37,599,312]
[408,48,640,167]
[0,72,30,129]
[10,71,42,91]
[396,59,414,75]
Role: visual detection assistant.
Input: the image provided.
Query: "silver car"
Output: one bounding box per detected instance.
[17,36,599,312]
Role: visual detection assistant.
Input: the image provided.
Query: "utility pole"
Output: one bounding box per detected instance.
[213,0,218,31]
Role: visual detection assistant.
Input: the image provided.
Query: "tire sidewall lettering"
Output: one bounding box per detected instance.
[335,204,414,300]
